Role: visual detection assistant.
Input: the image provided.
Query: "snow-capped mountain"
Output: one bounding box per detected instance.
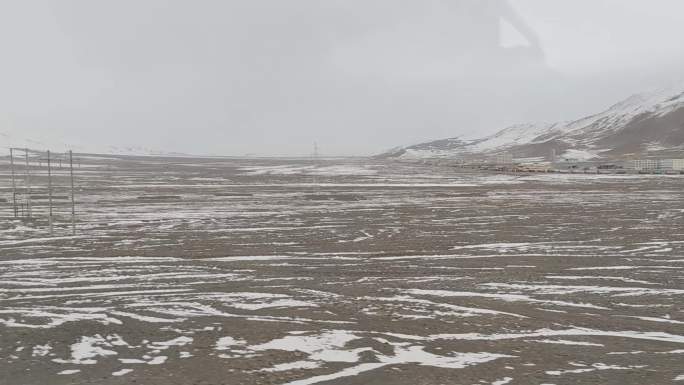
[385,85,684,161]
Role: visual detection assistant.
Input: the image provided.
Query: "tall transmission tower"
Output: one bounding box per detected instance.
[69,150,76,235]
[24,149,31,218]
[47,150,53,236]
[9,148,17,217]
[312,142,320,193]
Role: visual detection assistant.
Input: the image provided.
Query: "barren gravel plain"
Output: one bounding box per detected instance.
[1,156,684,385]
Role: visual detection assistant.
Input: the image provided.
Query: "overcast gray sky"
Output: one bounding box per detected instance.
[1,0,683,156]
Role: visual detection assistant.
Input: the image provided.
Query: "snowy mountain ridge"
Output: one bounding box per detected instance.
[387,84,684,161]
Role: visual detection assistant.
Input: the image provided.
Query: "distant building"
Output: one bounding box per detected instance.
[632,159,684,171]
[660,159,684,171]
[597,163,623,170]
[516,163,552,173]
[632,159,660,171]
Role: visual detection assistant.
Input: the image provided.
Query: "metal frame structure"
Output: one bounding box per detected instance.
[5,148,77,236]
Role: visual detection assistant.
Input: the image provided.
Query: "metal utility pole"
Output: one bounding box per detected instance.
[312,142,319,194]
[69,150,76,235]
[47,150,53,236]
[10,148,17,217]
[24,149,31,218]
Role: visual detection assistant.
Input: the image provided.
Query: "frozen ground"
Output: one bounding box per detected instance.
[1,156,683,385]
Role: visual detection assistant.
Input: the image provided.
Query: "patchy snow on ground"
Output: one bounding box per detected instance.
[1,157,683,384]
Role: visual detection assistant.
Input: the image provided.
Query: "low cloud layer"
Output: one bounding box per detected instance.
[1,0,683,155]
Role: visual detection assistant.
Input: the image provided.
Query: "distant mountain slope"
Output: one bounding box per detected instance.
[385,85,684,161]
